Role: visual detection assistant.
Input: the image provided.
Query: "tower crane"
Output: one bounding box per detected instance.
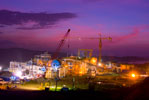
[72,33,112,64]
[85,34,112,63]
[52,29,71,59]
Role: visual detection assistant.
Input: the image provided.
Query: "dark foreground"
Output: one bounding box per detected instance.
[1,77,149,100]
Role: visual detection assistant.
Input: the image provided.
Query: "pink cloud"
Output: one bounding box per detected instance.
[112,27,139,43]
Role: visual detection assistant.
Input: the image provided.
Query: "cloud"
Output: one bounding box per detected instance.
[0,32,3,34]
[112,27,139,43]
[0,10,77,30]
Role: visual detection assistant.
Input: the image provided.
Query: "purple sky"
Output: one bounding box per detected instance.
[0,0,148,57]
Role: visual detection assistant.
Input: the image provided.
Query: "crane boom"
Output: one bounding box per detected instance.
[52,29,71,59]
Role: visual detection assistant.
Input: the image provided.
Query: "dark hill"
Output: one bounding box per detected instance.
[0,48,44,68]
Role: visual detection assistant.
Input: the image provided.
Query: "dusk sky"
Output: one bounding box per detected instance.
[0,0,148,57]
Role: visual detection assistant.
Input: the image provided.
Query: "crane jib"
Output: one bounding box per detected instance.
[52,29,71,59]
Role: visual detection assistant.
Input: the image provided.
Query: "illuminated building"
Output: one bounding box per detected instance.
[9,52,51,79]
[9,51,98,79]
[111,63,135,73]
[9,61,45,79]
[61,56,97,76]
[120,64,135,72]
[33,52,51,66]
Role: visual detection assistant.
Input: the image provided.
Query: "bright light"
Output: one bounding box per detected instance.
[0,66,2,71]
[129,72,138,79]
[92,59,96,63]
[15,71,22,77]
[63,85,66,87]
[79,71,82,74]
[131,73,136,78]
[91,58,97,64]
[98,63,102,66]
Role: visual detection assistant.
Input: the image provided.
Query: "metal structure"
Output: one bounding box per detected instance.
[87,34,112,63]
[52,29,71,59]
[78,49,93,58]
[76,34,112,63]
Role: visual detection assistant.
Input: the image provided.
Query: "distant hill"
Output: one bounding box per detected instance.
[0,48,45,68]
[102,56,149,64]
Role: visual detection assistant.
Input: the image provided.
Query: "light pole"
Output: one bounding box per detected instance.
[0,66,2,71]
[51,60,61,91]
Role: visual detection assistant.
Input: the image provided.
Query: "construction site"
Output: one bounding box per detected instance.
[0,1,148,99]
[9,29,140,81]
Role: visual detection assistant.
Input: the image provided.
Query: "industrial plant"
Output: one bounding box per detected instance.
[8,29,140,81]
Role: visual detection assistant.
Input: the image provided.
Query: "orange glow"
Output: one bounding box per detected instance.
[64,65,68,67]
[92,59,96,63]
[90,57,97,65]
[38,60,43,65]
[79,71,82,74]
[131,73,136,78]
[129,72,138,79]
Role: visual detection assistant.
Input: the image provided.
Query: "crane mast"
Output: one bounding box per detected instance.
[98,34,112,63]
